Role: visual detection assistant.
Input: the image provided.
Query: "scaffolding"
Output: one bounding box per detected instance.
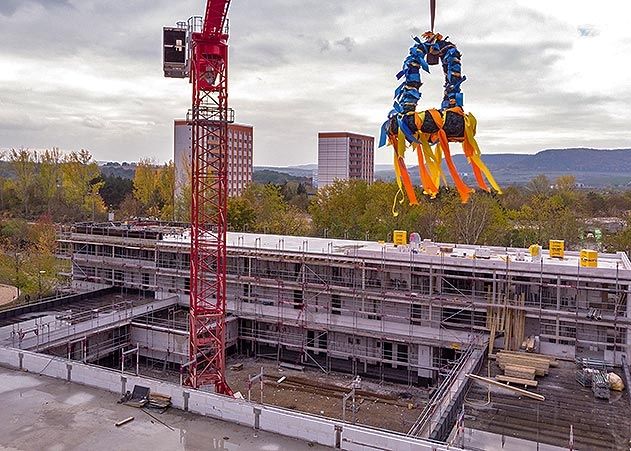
[58,224,631,388]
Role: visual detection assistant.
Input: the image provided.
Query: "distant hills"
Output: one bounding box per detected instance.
[255,165,316,178]
[260,148,631,188]
[87,148,631,188]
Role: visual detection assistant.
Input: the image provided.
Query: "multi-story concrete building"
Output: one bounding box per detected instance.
[174,120,253,198]
[317,132,374,188]
[50,222,631,447]
[59,223,631,383]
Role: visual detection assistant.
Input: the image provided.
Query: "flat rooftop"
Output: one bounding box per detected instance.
[0,365,327,451]
[0,291,157,345]
[66,222,631,274]
[172,231,631,274]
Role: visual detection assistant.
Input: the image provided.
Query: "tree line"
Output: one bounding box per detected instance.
[4,148,631,254]
[0,149,177,223]
[228,175,631,254]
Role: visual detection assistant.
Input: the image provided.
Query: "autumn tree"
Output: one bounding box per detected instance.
[438,191,510,245]
[228,184,310,235]
[39,148,63,215]
[309,180,370,238]
[132,159,175,220]
[8,149,38,217]
[174,154,192,222]
[60,149,106,221]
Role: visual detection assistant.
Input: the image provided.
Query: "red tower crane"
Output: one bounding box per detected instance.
[163,1,233,394]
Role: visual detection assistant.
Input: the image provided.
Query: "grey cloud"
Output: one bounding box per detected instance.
[0,114,47,132]
[0,0,629,165]
[0,1,19,17]
[0,0,72,17]
[82,116,106,130]
[335,37,356,52]
[317,39,331,53]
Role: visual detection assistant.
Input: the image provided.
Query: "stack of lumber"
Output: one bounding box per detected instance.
[499,350,558,366]
[504,364,536,380]
[495,351,557,388]
[148,392,172,410]
[496,351,556,376]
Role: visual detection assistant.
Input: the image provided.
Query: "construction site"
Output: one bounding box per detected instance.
[0,222,616,448]
[1,0,630,450]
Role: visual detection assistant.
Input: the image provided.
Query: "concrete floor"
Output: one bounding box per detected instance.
[0,366,329,450]
[465,359,631,450]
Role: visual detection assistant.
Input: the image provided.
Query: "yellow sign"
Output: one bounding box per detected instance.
[580,249,598,268]
[393,230,407,245]
[549,240,565,259]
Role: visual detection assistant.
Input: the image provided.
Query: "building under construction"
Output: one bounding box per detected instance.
[59,222,631,373]
[0,221,629,449]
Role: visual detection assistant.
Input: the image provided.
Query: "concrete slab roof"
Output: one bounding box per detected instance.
[0,365,327,451]
[159,230,631,276]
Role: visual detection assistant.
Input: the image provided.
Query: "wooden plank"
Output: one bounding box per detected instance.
[499,350,558,366]
[497,355,550,368]
[504,364,536,380]
[497,353,550,375]
[497,357,548,372]
[467,374,545,401]
[498,362,547,377]
[115,416,134,427]
[496,375,538,387]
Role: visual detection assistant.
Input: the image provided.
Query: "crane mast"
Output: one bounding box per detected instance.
[163,0,233,394]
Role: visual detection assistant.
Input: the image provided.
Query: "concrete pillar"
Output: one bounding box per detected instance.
[183,391,190,411]
[334,425,342,449]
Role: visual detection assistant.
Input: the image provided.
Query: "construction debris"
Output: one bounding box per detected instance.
[148,392,172,410]
[575,368,595,387]
[521,335,538,353]
[608,373,625,392]
[230,363,244,371]
[119,385,171,411]
[467,373,545,401]
[573,358,626,399]
[495,375,538,388]
[120,385,150,408]
[265,374,408,407]
[115,416,135,427]
[592,371,611,400]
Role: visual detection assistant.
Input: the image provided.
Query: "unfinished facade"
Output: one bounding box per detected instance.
[57,222,631,386]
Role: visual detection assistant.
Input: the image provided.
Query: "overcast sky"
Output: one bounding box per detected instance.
[0,0,629,166]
